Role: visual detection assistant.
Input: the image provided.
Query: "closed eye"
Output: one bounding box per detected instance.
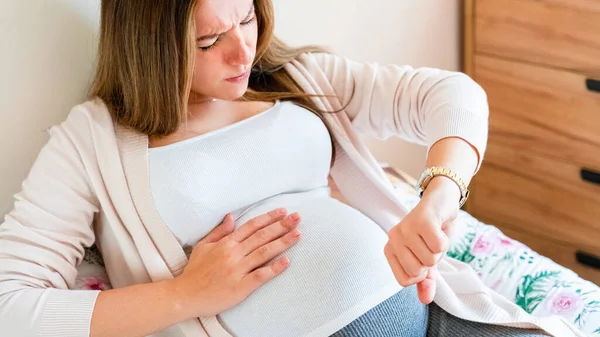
[241,16,255,26]
[198,7,256,52]
[200,39,220,52]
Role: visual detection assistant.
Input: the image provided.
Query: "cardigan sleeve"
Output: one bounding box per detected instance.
[0,118,101,337]
[307,53,489,170]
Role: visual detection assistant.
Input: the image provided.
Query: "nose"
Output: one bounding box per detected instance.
[225,27,253,67]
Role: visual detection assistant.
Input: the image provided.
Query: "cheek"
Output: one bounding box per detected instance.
[249,25,258,50]
[191,55,220,90]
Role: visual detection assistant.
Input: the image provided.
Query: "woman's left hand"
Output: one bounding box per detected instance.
[384,177,460,305]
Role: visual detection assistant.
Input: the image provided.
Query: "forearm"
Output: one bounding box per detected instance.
[423,137,479,200]
[91,280,190,337]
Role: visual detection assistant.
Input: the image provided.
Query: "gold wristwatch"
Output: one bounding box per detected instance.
[415,166,470,208]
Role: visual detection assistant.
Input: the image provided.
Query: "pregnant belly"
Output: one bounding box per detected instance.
[217,188,401,337]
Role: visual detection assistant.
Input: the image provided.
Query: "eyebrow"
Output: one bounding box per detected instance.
[196,4,255,41]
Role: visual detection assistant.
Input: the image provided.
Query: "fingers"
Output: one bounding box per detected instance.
[441,218,456,242]
[395,245,428,279]
[198,213,235,245]
[384,243,426,287]
[237,213,301,256]
[241,256,290,295]
[384,244,409,285]
[419,226,449,257]
[230,208,288,242]
[417,267,438,304]
[241,229,301,273]
[408,235,442,268]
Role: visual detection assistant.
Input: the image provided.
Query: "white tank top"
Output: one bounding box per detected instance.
[148,101,401,337]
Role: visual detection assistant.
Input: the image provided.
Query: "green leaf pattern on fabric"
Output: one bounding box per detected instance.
[515,270,562,313]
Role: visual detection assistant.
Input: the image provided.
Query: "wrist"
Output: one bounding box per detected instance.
[163,278,195,321]
[416,166,470,208]
[421,176,462,205]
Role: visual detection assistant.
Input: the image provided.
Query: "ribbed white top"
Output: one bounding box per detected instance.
[148,101,402,336]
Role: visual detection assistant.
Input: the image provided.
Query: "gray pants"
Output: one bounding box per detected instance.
[331,286,549,337]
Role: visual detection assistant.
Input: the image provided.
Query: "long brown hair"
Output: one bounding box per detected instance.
[90,0,338,164]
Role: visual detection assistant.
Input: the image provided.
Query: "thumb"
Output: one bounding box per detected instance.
[198,213,235,244]
[416,266,438,304]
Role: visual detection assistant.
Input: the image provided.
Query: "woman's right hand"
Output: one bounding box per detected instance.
[170,208,302,318]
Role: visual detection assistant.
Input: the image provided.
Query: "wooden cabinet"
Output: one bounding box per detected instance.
[464,0,600,285]
[475,0,600,74]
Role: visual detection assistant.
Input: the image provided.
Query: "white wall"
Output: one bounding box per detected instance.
[0,1,100,215]
[0,0,460,216]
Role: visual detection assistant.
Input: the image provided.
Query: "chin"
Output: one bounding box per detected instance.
[219,82,250,101]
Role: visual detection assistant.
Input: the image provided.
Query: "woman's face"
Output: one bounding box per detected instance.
[190,0,258,102]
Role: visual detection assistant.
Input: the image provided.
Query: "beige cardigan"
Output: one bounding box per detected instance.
[0,53,584,337]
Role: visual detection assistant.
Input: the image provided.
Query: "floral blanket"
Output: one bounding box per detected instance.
[75,169,600,336]
[397,191,600,336]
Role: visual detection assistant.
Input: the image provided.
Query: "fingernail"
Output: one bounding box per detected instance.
[276,208,287,215]
[290,213,300,221]
[291,229,301,238]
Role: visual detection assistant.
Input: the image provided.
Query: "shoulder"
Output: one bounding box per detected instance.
[58,98,114,134]
[291,52,348,71]
[63,98,114,129]
[290,52,387,84]
[49,97,116,149]
[287,52,359,92]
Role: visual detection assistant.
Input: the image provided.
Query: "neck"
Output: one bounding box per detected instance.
[187,98,229,119]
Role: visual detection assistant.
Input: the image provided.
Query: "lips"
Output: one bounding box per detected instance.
[226,69,251,82]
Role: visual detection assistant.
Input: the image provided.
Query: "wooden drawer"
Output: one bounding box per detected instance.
[483,143,600,203]
[469,147,600,252]
[475,0,600,75]
[496,226,600,286]
[474,54,600,168]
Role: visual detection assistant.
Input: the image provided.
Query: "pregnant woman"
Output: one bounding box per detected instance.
[0,0,585,336]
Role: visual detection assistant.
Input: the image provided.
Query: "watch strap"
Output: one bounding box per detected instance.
[415,166,470,208]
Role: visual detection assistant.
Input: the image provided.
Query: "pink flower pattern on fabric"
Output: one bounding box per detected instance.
[471,234,495,256]
[471,232,526,258]
[547,290,583,317]
[81,276,109,291]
